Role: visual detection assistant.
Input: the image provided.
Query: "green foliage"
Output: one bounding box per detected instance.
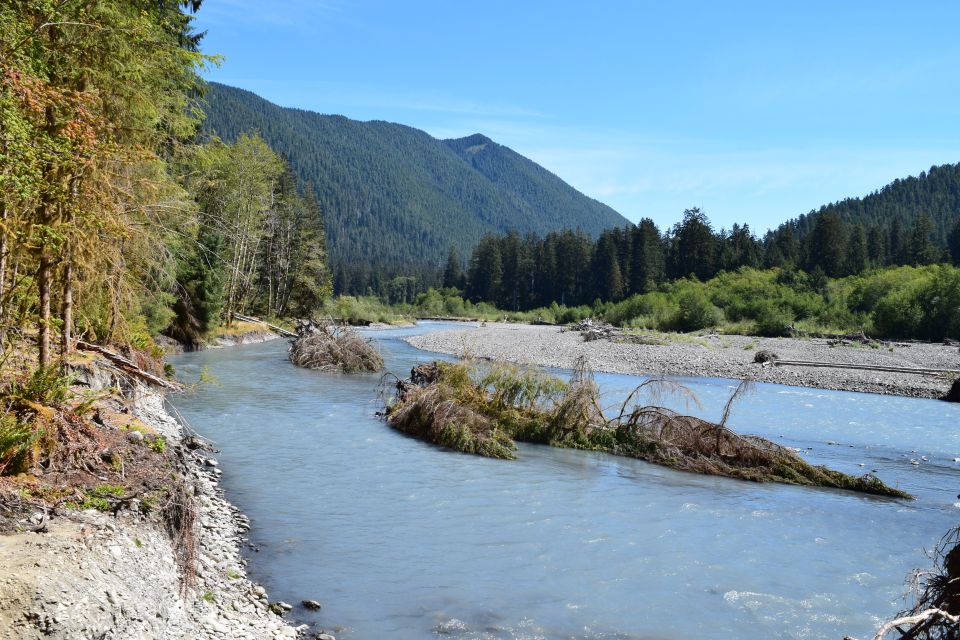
[0,413,41,475]
[672,288,720,332]
[68,484,125,512]
[751,302,794,337]
[147,435,167,454]
[202,84,628,280]
[5,368,71,408]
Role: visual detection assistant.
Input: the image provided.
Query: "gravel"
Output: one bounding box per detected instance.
[0,370,306,639]
[407,323,960,399]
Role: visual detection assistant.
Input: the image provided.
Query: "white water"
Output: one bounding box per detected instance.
[168,322,960,639]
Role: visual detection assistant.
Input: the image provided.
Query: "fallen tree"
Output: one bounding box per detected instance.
[382,359,911,498]
[289,320,384,373]
[845,526,960,640]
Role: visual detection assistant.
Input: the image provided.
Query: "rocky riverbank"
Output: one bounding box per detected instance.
[0,359,306,638]
[156,322,282,355]
[407,323,960,399]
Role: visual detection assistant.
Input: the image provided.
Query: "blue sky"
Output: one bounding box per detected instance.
[194,1,960,233]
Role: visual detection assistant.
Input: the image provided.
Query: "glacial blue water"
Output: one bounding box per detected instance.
[167,322,960,640]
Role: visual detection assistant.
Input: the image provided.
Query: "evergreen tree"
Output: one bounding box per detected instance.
[591,232,624,301]
[442,247,465,290]
[889,218,906,264]
[629,219,664,294]
[466,236,503,303]
[723,223,762,270]
[763,225,800,268]
[908,213,939,265]
[807,212,847,277]
[671,208,716,280]
[844,224,868,275]
[948,218,960,266]
[867,224,888,266]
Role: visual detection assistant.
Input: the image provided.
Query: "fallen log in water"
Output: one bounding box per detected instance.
[844,525,960,640]
[289,321,384,373]
[382,358,911,498]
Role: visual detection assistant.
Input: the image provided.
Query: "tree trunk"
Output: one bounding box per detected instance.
[38,249,52,368]
[0,200,8,340]
[60,178,77,357]
[61,241,73,356]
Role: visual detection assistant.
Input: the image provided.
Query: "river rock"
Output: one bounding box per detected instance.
[943,377,960,403]
[302,599,322,610]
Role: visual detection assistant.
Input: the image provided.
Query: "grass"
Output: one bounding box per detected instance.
[66,484,126,512]
[147,435,166,454]
[210,320,271,338]
[384,358,911,499]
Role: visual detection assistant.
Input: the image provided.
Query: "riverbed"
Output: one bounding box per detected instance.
[168,321,960,640]
[407,322,960,398]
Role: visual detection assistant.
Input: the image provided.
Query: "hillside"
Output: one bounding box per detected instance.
[789,163,960,246]
[201,83,628,272]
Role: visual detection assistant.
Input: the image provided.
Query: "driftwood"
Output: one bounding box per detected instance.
[289,320,384,373]
[772,359,960,376]
[568,319,620,342]
[76,341,182,390]
[753,349,778,364]
[230,312,297,338]
[845,524,960,639]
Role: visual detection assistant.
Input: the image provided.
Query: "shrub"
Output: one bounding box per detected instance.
[672,290,720,331]
[753,303,794,337]
[0,413,41,475]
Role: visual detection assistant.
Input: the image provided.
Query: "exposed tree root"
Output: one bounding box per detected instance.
[383,358,911,498]
[846,525,960,640]
[289,320,384,373]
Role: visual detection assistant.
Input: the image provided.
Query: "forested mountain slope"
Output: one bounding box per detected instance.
[788,163,960,247]
[201,83,628,272]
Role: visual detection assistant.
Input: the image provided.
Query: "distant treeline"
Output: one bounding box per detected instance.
[333,161,960,303]
[325,262,960,342]
[438,208,960,312]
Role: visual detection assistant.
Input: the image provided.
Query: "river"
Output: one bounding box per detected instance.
[167,321,960,640]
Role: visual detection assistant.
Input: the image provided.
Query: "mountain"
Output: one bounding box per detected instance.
[200,83,629,273]
[788,162,960,246]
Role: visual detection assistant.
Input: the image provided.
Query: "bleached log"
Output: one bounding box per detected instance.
[76,341,182,390]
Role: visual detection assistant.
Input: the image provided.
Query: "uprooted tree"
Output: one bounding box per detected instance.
[383,358,911,498]
[845,525,960,640]
[289,320,384,373]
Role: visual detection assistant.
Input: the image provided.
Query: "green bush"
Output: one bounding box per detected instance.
[0,414,41,475]
[6,368,71,407]
[672,289,720,331]
[753,303,794,337]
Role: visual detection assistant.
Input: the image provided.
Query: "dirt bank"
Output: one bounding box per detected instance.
[407,323,959,399]
[0,360,303,639]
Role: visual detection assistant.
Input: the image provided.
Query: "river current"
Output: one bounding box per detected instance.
[168,322,960,640]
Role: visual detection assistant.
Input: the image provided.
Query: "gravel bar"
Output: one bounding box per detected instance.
[407,323,960,399]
